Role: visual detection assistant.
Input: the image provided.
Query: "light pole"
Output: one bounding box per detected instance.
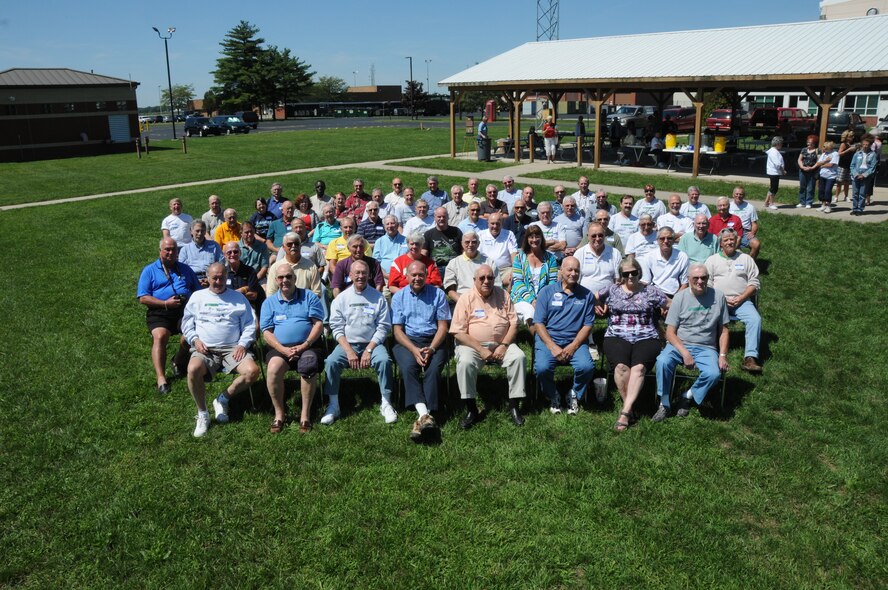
[152,26,177,139]
[352,71,357,87]
[405,56,413,118]
[424,59,432,93]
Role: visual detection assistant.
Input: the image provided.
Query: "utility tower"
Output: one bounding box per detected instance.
[370,63,376,86]
[536,0,559,41]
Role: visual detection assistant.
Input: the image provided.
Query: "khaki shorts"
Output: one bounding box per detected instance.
[191,344,254,381]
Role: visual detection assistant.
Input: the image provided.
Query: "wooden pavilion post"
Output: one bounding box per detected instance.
[586,88,615,171]
[449,89,459,158]
[683,87,720,178]
[804,86,853,148]
[512,91,527,163]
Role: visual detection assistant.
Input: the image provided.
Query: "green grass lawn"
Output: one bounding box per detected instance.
[2,138,887,587]
[0,127,452,207]
[389,156,519,173]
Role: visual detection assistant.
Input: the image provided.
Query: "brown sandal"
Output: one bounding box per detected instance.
[614,411,631,432]
[299,420,312,434]
[270,419,284,434]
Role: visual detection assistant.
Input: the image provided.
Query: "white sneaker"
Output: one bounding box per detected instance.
[193,414,210,437]
[823,206,831,214]
[767,205,778,210]
[320,406,340,425]
[795,204,804,208]
[805,205,811,209]
[567,392,579,415]
[549,404,562,415]
[380,402,398,424]
[212,396,229,423]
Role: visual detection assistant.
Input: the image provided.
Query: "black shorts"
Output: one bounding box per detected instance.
[603,337,662,371]
[146,307,184,334]
[266,346,324,377]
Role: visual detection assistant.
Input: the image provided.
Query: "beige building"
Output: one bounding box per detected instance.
[820,0,888,19]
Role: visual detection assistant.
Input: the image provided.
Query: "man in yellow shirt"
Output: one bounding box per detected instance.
[325,216,370,278]
[214,208,242,247]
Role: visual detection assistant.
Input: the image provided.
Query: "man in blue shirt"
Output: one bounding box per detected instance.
[266,182,286,219]
[137,237,201,394]
[260,264,325,434]
[372,215,409,283]
[391,261,451,442]
[533,256,596,415]
[178,220,222,287]
[420,175,448,210]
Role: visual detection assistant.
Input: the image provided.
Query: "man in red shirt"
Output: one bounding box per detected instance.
[345,178,372,219]
[708,196,744,238]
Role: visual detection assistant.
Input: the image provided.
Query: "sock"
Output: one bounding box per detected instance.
[465,399,478,414]
[415,402,429,417]
[508,398,519,411]
[198,410,210,419]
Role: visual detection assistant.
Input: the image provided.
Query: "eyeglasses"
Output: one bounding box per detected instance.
[277,274,294,280]
[658,237,674,242]
[477,276,495,281]
[639,223,654,227]
[621,270,639,278]
[691,276,708,282]
[588,234,604,239]
[285,242,298,248]
[514,206,526,210]
[555,190,565,194]
[644,189,655,194]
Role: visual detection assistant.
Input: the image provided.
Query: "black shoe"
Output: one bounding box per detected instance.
[157,383,171,394]
[510,407,525,427]
[460,410,480,430]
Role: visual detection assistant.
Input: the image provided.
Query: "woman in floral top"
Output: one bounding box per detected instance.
[596,255,666,431]
[511,225,559,326]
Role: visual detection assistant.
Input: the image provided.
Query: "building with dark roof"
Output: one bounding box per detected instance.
[0,68,140,162]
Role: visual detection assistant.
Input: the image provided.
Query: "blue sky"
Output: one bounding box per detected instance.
[0,1,818,107]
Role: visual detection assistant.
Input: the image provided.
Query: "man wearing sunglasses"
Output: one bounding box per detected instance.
[640,227,690,299]
[653,263,729,421]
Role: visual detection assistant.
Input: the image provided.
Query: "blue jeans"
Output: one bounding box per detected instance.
[392,337,446,411]
[818,177,836,205]
[852,177,868,212]
[730,300,761,359]
[534,337,595,404]
[798,170,816,206]
[655,344,721,408]
[323,342,393,402]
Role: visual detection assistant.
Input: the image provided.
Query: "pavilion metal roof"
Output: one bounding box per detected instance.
[440,15,888,90]
[0,68,137,88]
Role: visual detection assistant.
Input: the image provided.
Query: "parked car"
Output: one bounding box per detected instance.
[662,107,697,133]
[235,110,259,129]
[153,115,165,124]
[747,107,815,139]
[875,115,888,140]
[826,111,867,140]
[211,115,251,134]
[184,116,222,137]
[606,105,651,131]
[138,115,153,124]
[705,109,747,134]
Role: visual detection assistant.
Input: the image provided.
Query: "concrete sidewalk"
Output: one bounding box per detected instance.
[3,151,885,223]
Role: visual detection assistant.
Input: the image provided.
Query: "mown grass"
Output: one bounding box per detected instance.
[0,126,453,206]
[1,157,887,587]
[388,156,518,173]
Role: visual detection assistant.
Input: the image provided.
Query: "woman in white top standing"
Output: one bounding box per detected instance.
[763,136,785,210]
[815,141,840,214]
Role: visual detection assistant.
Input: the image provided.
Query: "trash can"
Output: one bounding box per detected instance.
[477,136,492,161]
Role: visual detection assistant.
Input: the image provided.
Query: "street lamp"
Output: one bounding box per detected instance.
[424,59,432,93]
[352,71,358,87]
[405,56,413,118]
[152,26,177,139]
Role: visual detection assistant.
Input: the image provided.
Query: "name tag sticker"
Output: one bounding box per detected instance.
[226,278,232,285]
[363,305,376,315]
[734,263,745,271]
[275,314,287,321]
[473,309,486,318]
[552,301,563,307]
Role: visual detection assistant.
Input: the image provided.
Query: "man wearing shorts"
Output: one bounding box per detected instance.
[137,237,201,394]
[261,264,325,435]
[182,263,261,437]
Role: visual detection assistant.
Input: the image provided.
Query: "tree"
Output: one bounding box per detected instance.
[402,80,429,118]
[309,76,349,102]
[160,84,195,115]
[202,90,219,115]
[211,21,266,112]
[259,46,315,119]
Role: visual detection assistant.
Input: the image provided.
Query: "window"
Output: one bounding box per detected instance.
[63,103,75,113]
[42,104,54,114]
[116,100,127,110]
[2,104,16,116]
[95,101,107,111]
[844,94,878,116]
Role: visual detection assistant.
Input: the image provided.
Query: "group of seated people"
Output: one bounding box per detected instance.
[140,174,765,439]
